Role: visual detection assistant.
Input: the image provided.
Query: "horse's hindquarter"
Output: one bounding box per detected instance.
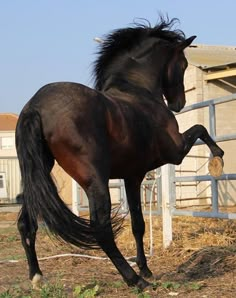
[31,83,112,186]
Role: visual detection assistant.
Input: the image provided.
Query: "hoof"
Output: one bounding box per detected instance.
[136,277,150,291]
[31,273,43,290]
[208,156,224,177]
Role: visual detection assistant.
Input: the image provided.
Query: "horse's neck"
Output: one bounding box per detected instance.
[102,87,136,103]
[103,84,164,108]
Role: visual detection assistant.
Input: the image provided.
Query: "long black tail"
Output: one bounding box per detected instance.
[16,108,101,249]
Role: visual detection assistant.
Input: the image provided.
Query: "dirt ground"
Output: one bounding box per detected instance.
[0,211,236,297]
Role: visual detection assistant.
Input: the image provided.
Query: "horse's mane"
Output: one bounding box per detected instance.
[93,16,185,91]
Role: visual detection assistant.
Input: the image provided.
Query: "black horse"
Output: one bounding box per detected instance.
[16,17,224,290]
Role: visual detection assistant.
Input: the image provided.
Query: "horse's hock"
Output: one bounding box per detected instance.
[208,156,224,177]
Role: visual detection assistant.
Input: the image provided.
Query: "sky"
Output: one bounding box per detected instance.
[1,1,235,114]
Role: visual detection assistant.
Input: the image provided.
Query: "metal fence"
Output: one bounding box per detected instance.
[161,93,236,247]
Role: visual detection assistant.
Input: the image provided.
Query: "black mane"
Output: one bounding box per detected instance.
[93,16,185,91]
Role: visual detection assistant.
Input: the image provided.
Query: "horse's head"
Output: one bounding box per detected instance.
[162,36,196,112]
[93,17,196,113]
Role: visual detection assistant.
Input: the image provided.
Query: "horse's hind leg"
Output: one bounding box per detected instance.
[17,196,42,289]
[125,178,152,278]
[85,175,150,290]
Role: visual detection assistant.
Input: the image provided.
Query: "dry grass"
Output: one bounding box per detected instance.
[0,213,236,297]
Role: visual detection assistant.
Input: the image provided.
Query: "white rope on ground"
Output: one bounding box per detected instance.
[38,253,108,261]
[0,253,136,267]
[0,259,19,263]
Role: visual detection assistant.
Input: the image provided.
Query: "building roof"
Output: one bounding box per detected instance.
[185,44,236,69]
[0,113,18,131]
[185,44,236,89]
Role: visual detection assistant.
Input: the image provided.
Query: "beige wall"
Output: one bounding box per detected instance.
[52,163,72,206]
[0,131,16,157]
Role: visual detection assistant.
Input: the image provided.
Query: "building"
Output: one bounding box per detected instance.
[0,113,20,201]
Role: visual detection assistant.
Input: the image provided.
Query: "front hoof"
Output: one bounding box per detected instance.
[208,156,224,177]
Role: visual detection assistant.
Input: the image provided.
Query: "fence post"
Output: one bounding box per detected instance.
[72,179,79,215]
[161,164,175,248]
[209,104,216,138]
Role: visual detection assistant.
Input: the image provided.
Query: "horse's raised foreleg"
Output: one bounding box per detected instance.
[180,124,224,176]
[125,178,152,278]
[182,124,224,158]
[85,177,150,290]
[17,198,42,289]
[182,125,224,176]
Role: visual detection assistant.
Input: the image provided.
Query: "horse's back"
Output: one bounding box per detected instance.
[21,82,105,134]
[26,82,99,111]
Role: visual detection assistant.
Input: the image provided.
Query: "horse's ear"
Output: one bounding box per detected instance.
[178,35,197,51]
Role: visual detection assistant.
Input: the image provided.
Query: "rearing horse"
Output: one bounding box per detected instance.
[16,18,224,290]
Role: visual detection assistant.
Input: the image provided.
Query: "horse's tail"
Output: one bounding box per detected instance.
[16,108,101,249]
